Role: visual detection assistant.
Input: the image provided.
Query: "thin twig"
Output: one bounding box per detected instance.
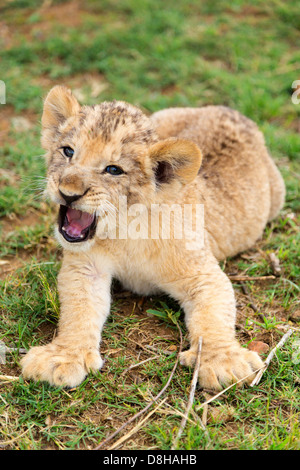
[108,398,167,450]
[134,341,173,356]
[240,283,265,322]
[250,329,294,387]
[121,355,160,376]
[195,366,264,413]
[0,375,20,382]
[5,347,27,354]
[94,321,183,450]
[145,344,174,355]
[240,283,258,312]
[228,275,276,281]
[172,337,202,449]
[161,402,198,426]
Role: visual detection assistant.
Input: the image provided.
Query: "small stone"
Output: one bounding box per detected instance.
[268,252,281,276]
[248,341,269,355]
[290,310,300,323]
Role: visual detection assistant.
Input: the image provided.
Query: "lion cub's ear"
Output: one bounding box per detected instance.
[150,138,202,188]
[41,86,80,148]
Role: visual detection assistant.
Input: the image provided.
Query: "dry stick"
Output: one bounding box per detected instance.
[134,341,173,356]
[240,282,265,323]
[94,322,183,450]
[162,402,198,427]
[194,366,264,415]
[108,398,168,450]
[121,355,160,376]
[0,375,20,382]
[240,283,258,312]
[172,337,203,449]
[5,347,27,354]
[228,275,275,281]
[250,328,294,387]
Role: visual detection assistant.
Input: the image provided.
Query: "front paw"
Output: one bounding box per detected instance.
[21,342,104,388]
[180,342,264,391]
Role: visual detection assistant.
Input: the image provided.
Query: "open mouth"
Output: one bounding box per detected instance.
[58,205,97,243]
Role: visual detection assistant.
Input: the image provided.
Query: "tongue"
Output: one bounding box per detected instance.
[65,208,94,238]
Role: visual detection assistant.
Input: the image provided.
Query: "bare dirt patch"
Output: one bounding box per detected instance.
[1,1,87,49]
[0,209,42,240]
[0,105,38,143]
[0,106,16,143]
[0,208,57,279]
[38,0,85,29]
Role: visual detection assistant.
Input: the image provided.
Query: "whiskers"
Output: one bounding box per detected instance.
[97,199,118,219]
[97,199,118,217]
[20,175,48,202]
[94,199,120,236]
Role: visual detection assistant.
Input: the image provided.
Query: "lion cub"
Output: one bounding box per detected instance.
[21,86,285,390]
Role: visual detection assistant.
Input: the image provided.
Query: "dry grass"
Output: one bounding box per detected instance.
[0,0,299,450]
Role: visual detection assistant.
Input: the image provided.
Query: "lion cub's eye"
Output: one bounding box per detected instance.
[62,146,74,158]
[105,165,124,176]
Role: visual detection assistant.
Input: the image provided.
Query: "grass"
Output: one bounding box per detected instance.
[0,0,299,450]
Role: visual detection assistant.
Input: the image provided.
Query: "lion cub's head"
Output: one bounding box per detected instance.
[41,86,202,249]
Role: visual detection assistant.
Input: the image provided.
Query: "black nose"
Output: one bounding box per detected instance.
[59,190,83,206]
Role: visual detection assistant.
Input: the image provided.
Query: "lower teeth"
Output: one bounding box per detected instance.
[61,226,85,239]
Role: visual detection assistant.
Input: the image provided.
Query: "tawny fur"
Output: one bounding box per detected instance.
[21,86,285,391]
